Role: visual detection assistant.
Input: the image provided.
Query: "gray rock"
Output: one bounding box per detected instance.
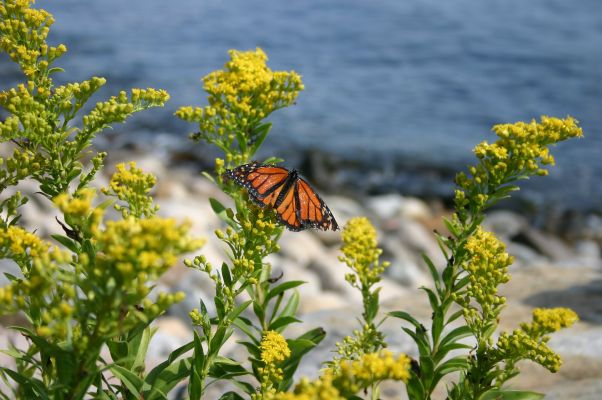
[279,231,329,267]
[146,317,192,365]
[382,238,431,287]
[548,327,602,358]
[322,195,364,225]
[395,218,445,267]
[366,194,406,221]
[483,210,527,239]
[171,269,217,321]
[0,259,21,287]
[506,242,548,268]
[519,227,576,262]
[306,250,362,303]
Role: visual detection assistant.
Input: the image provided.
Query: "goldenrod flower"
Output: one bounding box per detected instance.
[176,48,303,164]
[336,218,388,362]
[335,350,411,394]
[454,227,512,338]
[455,116,582,215]
[340,217,389,291]
[269,350,410,399]
[102,161,158,218]
[268,373,344,400]
[520,307,579,339]
[261,330,291,364]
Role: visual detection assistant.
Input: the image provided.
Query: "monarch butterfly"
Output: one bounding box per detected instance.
[224,162,339,231]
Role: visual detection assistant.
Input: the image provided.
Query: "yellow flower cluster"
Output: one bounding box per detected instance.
[53,77,107,115]
[102,162,158,218]
[521,307,579,338]
[335,350,411,394]
[0,0,63,79]
[454,227,512,332]
[54,188,104,236]
[339,217,389,288]
[268,350,410,399]
[333,323,386,368]
[95,216,204,282]
[269,374,344,400]
[455,116,582,210]
[0,225,71,329]
[0,148,43,189]
[176,48,303,163]
[203,48,303,120]
[496,329,561,372]
[261,330,291,364]
[82,88,169,136]
[216,208,280,275]
[0,224,48,259]
[253,331,292,399]
[495,308,577,374]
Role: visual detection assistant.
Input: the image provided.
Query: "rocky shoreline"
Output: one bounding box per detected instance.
[1,146,602,399]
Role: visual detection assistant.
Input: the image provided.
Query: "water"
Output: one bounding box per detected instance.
[2,0,602,210]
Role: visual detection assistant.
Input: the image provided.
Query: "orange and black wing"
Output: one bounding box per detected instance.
[295,177,338,231]
[225,162,289,205]
[225,162,337,231]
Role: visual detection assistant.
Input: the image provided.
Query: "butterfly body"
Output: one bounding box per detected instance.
[225,162,338,231]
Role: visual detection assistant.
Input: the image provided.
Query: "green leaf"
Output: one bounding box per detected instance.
[296,327,326,344]
[51,234,80,252]
[389,311,422,329]
[280,290,300,317]
[234,128,248,154]
[252,300,265,324]
[0,368,49,400]
[109,365,143,397]
[144,358,192,400]
[279,338,322,391]
[193,330,205,372]
[447,309,465,324]
[443,217,460,238]
[209,327,233,359]
[402,327,430,358]
[431,309,444,346]
[422,253,442,293]
[438,326,472,351]
[420,286,439,310]
[231,379,257,395]
[265,280,305,302]
[268,316,302,332]
[189,368,203,400]
[131,326,155,373]
[434,356,468,376]
[221,262,232,287]
[209,197,236,227]
[201,171,216,183]
[209,357,250,380]
[227,300,252,321]
[232,317,260,340]
[48,67,65,75]
[249,122,272,156]
[419,354,435,384]
[478,389,544,400]
[262,156,285,165]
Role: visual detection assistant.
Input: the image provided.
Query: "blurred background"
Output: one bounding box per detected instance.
[2,0,600,213]
[2,1,602,398]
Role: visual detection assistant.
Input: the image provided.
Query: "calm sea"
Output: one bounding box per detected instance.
[2,0,601,210]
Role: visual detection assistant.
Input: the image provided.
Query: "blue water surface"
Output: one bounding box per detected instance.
[3,0,602,209]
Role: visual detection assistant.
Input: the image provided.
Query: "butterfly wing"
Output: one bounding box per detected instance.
[225,162,290,207]
[295,177,338,231]
[225,162,337,231]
